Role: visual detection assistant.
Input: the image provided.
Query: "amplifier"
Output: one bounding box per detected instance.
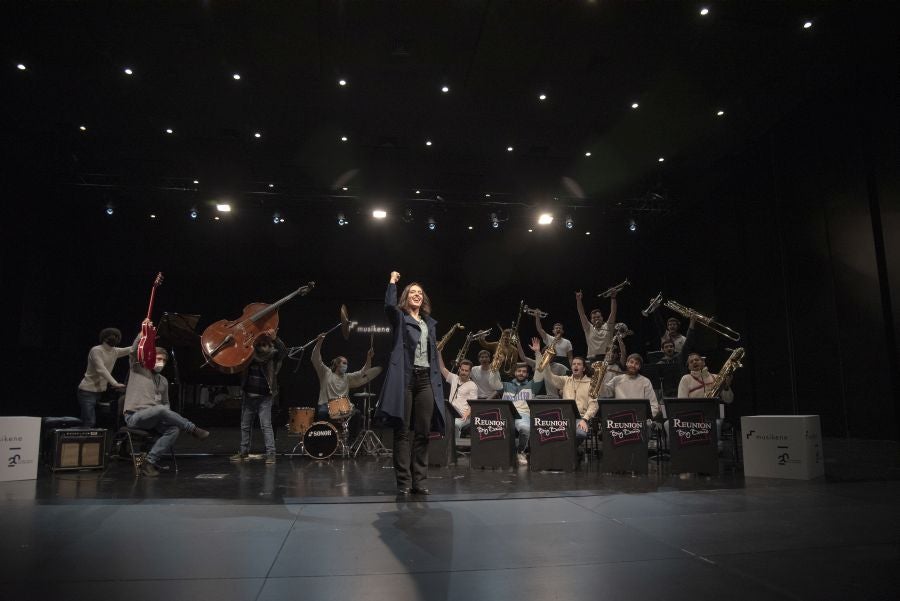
[50,428,107,471]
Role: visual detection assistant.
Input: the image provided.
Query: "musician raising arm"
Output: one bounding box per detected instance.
[77,327,130,427]
[438,355,478,439]
[311,333,374,422]
[534,313,574,367]
[576,289,618,362]
[517,336,569,398]
[537,350,598,441]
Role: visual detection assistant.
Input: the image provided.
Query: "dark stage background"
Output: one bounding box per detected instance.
[1,2,897,440]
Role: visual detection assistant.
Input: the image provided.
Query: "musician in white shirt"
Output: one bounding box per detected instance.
[603,353,660,418]
[439,358,478,437]
[678,353,734,449]
[534,314,574,367]
[576,289,618,361]
[469,349,503,399]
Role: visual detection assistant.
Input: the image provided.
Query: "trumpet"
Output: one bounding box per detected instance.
[523,305,548,318]
[597,278,631,298]
[664,299,741,342]
[641,292,663,316]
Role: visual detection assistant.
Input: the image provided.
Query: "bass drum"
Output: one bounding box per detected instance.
[303,421,339,459]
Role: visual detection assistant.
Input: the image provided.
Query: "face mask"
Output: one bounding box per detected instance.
[337,364,348,375]
[154,362,165,373]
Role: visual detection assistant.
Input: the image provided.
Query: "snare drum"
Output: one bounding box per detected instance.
[303,421,339,459]
[287,407,315,435]
[327,396,353,420]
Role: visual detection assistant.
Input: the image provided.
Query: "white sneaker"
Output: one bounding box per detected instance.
[517,452,528,466]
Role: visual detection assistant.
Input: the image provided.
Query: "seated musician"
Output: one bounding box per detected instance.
[603,353,661,420]
[469,349,503,399]
[438,357,478,439]
[122,320,210,476]
[312,332,374,421]
[517,336,568,398]
[678,352,734,449]
[502,339,546,465]
[537,352,598,442]
[230,330,286,464]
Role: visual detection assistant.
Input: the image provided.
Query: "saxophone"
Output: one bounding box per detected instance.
[705,347,745,398]
[436,323,464,352]
[490,301,524,377]
[452,328,491,372]
[588,331,623,398]
[538,333,562,371]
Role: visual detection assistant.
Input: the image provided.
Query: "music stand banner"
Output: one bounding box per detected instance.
[468,400,520,469]
[666,398,720,474]
[599,399,651,474]
[528,399,579,472]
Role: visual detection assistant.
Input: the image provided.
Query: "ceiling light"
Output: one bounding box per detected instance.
[507,146,514,152]
[427,217,436,231]
[539,93,547,101]
[585,231,591,236]
[628,218,637,232]
[165,128,174,134]
[268,183,274,188]
[700,7,709,16]
[254,132,261,138]
[373,209,387,219]
[425,140,433,146]
[441,85,449,93]
[17,63,27,71]
[468,226,473,230]
[105,204,114,216]
[485,193,491,198]
[232,73,241,80]
[193,179,199,184]
[338,78,347,86]
[415,190,420,194]
[585,151,592,157]
[341,135,348,142]
[717,110,725,116]
[216,203,232,213]
[123,67,133,75]
[79,125,87,131]
[490,213,499,229]
[565,215,574,229]
[342,186,349,191]
[150,214,157,219]
[272,212,282,224]
[658,157,665,162]
[803,21,812,29]
[528,229,533,233]
[189,208,198,219]
[631,102,639,109]
[214,216,220,221]
[337,213,347,226]
[538,213,553,225]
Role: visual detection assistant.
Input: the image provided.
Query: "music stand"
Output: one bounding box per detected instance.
[157,313,200,412]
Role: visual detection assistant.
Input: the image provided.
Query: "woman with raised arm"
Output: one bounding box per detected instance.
[376,270,446,496]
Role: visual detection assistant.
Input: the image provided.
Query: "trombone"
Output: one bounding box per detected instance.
[664,299,741,342]
[597,278,630,298]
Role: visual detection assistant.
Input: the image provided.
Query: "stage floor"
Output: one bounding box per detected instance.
[1,432,898,600]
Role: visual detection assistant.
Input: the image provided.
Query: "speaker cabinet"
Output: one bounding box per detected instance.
[50,429,107,471]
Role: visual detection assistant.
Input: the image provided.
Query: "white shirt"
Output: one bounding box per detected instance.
[469,365,503,398]
[663,333,687,353]
[677,370,734,403]
[445,372,478,416]
[541,333,573,361]
[78,343,131,392]
[604,373,660,418]
[584,320,613,358]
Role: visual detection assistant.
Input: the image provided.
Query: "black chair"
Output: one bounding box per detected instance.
[110,399,177,475]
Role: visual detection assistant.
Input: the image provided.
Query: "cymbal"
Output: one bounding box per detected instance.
[353,392,376,397]
[340,304,351,340]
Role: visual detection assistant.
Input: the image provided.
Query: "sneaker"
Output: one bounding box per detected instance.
[191,427,210,440]
[265,453,277,464]
[229,453,248,462]
[141,459,160,477]
[517,452,528,466]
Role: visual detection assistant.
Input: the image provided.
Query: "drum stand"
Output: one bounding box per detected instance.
[351,388,390,457]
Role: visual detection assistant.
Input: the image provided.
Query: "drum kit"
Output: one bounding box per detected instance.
[285,304,390,460]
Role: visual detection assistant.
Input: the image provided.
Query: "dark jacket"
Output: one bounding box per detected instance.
[376,283,446,433]
[239,337,287,399]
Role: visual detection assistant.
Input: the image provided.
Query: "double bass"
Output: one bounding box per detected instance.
[200,282,315,374]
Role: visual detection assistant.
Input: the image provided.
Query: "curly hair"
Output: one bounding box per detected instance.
[99,327,122,344]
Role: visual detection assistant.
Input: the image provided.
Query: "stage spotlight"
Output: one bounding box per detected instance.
[189,208,198,219]
[268,183,274,188]
[717,110,725,116]
[507,146,514,152]
[539,93,547,101]
[441,85,449,93]
[565,215,574,229]
[216,203,231,212]
[79,125,87,131]
[700,7,709,16]
[402,208,414,223]
[415,190,421,195]
[585,151,592,157]
[341,135,348,142]
[273,212,281,224]
[193,179,199,185]
[105,204,114,216]
[538,213,553,225]
[373,209,387,219]
[631,102,639,109]
[427,217,436,231]
[490,213,499,229]
[254,132,261,138]
[123,67,133,75]
[803,21,812,29]
[425,140,433,146]
[165,128,174,134]
[342,186,349,191]
[232,73,241,80]
[338,78,347,86]
[17,63,26,71]
[658,157,665,162]
[150,214,156,219]
[628,218,637,232]
[337,213,347,226]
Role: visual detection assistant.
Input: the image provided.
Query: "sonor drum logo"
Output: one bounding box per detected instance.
[474,410,506,441]
[605,409,643,447]
[534,409,569,444]
[673,411,711,446]
[309,430,333,437]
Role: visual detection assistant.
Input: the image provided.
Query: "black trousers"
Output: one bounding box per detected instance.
[393,368,435,488]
